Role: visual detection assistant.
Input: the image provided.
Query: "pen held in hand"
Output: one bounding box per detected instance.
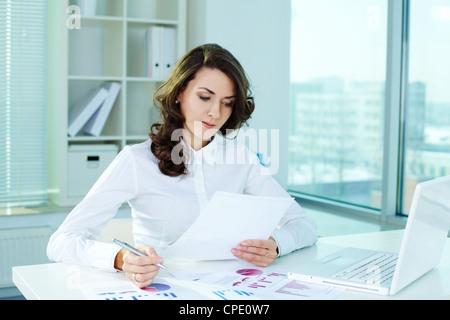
[112,238,167,270]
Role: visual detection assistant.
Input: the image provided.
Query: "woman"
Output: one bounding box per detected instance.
[47,44,317,288]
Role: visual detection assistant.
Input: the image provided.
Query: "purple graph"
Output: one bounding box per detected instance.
[236,269,263,276]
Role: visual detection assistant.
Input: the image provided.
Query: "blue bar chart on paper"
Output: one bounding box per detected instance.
[212,289,255,300]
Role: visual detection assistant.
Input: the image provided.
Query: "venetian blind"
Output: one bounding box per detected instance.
[0,0,48,207]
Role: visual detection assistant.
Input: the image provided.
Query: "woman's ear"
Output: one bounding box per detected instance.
[176,92,183,105]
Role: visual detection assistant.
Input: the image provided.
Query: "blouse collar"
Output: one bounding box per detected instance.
[180,135,220,167]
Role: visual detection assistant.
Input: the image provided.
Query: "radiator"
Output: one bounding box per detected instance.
[0,227,53,288]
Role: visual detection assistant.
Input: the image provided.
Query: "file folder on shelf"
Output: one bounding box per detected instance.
[83,82,121,136]
[144,26,177,79]
[161,27,177,79]
[68,88,108,137]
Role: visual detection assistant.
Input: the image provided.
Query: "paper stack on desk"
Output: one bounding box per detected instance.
[161,192,294,261]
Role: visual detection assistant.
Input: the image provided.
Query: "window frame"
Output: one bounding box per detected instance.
[288,0,411,227]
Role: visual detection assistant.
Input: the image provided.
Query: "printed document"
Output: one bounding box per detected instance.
[169,260,343,300]
[81,261,343,300]
[161,192,294,261]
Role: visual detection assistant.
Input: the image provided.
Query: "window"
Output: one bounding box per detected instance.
[399,0,450,214]
[289,0,450,216]
[0,0,48,208]
[289,0,387,210]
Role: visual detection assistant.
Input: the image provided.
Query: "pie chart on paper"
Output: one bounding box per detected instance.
[236,269,263,276]
[141,283,171,292]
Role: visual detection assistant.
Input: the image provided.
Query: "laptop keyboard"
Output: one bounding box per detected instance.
[332,253,398,285]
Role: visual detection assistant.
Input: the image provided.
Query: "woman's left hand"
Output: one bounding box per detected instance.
[231,237,278,267]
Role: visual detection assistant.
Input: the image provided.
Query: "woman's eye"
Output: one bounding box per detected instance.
[199,96,210,101]
[223,101,234,107]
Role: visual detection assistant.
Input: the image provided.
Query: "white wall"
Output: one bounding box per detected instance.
[187,0,291,187]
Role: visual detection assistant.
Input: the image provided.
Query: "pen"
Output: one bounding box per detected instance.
[113,238,167,270]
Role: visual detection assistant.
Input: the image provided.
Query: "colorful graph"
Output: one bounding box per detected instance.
[141,283,171,292]
[231,268,287,290]
[98,290,139,300]
[275,280,311,297]
[236,269,263,276]
[141,283,178,298]
[212,289,254,300]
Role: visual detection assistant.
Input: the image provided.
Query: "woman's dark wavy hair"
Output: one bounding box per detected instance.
[149,44,255,177]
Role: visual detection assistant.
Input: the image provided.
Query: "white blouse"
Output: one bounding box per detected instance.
[47,136,318,272]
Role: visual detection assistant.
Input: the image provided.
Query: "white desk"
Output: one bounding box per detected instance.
[12,230,450,300]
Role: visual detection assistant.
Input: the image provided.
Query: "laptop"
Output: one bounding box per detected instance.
[288,175,450,295]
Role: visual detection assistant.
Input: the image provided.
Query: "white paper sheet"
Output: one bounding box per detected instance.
[161,192,294,261]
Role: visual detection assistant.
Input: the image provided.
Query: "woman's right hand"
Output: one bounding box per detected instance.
[114,246,164,288]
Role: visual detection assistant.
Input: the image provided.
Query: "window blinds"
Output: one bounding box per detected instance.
[0,0,48,207]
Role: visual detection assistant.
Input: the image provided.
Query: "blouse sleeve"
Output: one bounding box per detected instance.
[243,152,318,256]
[47,146,138,272]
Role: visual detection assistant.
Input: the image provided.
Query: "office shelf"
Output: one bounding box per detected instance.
[47,0,186,206]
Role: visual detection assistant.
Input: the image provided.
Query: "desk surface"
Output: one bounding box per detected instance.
[13,230,450,300]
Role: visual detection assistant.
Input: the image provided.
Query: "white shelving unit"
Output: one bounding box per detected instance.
[47,0,187,206]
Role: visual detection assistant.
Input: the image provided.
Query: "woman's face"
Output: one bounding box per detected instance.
[177,67,235,150]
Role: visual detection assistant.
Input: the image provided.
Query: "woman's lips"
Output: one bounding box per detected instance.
[202,121,215,129]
